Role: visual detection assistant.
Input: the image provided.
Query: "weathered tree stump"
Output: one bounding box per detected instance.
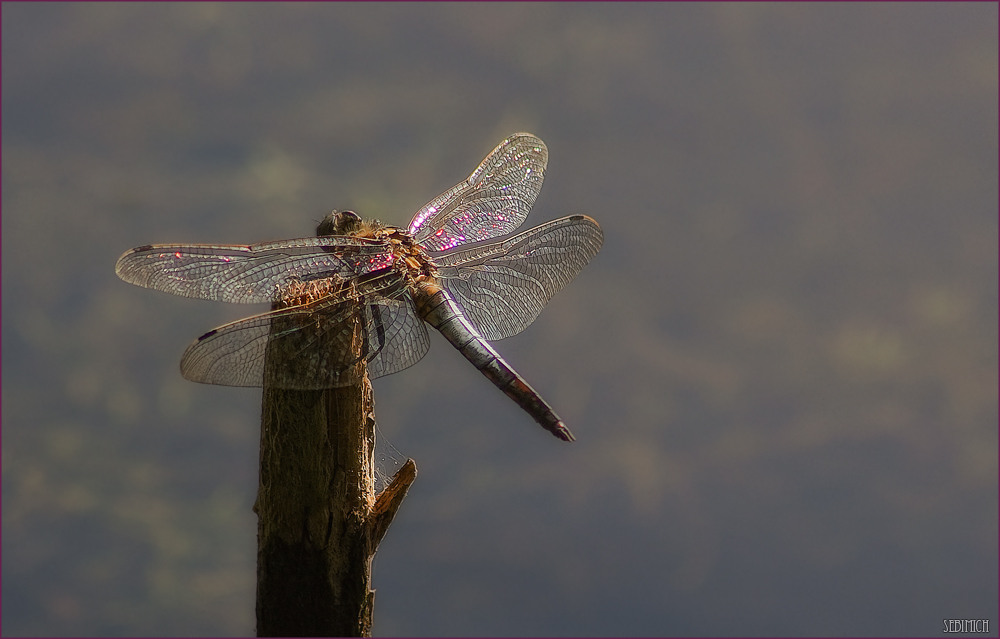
[254,227,416,637]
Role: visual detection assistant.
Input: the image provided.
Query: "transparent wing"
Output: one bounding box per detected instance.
[408,133,548,252]
[179,273,430,389]
[434,215,603,341]
[115,236,393,304]
[360,294,432,381]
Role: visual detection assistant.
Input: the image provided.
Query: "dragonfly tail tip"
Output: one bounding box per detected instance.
[553,423,576,442]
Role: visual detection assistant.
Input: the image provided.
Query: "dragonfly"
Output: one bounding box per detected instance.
[115,133,602,441]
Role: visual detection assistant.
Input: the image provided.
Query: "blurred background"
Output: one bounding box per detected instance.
[2,3,997,637]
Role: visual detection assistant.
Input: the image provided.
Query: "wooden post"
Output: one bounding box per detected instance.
[254,231,416,637]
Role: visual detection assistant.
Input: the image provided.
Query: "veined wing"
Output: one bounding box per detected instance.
[180,271,430,389]
[434,215,603,341]
[408,133,548,252]
[115,236,393,304]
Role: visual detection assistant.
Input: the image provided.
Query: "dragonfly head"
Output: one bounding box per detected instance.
[317,210,363,236]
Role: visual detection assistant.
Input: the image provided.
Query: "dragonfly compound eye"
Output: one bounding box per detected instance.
[318,210,362,236]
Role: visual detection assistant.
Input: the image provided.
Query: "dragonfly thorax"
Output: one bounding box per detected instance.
[317,210,438,285]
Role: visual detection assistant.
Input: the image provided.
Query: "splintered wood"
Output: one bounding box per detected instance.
[278,277,349,309]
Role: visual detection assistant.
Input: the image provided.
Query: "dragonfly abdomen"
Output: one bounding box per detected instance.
[413,281,575,442]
